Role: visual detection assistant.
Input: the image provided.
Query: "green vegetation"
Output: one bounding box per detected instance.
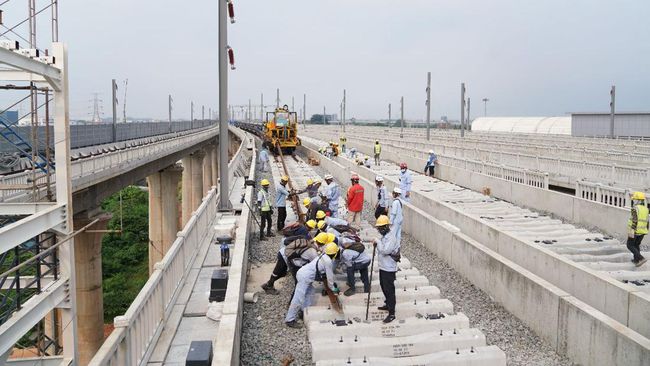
[101,186,149,322]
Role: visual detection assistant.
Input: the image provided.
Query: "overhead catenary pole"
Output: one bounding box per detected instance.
[467,97,471,130]
[400,96,404,138]
[111,79,117,142]
[191,101,194,121]
[388,103,391,128]
[248,99,251,123]
[323,106,327,125]
[303,93,306,128]
[276,88,280,108]
[460,83,466,138]
[343,89,346,133]
[168,94,173,132]
[260,93,264,122]
[426,72,431,140]
[291,96,294,111]
[218,0,230,210]
[202,105,205,120]
[610,85,616,138]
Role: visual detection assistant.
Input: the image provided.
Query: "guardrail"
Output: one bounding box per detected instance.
[575,181,631,208]
[0,127,219,203]
[89,188,218,366]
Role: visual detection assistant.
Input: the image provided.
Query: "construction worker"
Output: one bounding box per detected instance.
[374,140,382,165]
[373,215,400,323]
[340,136,347,153]
[375,176,388,219]
[324,174,341,218]
[259,146,270,172]
[424,150,438,177]
[349,147,357,159]
[331,142,340,157]
[390,188,404,247]
[364,156,371,168]
[257,179,274,240]
[285,243,340,328]
[276,175,291,231]
[399,162,413,202]
[341,243,371,296]
[628,192,648,267]
[261,224,315,295]
[302,178,321,198]
[347,173,364,228]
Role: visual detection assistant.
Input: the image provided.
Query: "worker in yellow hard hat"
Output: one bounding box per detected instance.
[373,214,399,323]
[285,241,340,328]
[628,192,648,267]
[257,179,274,240]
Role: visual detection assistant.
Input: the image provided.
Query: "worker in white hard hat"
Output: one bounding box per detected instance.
[424,150,438,177]
[285,242,340,328]
[257,179,274,240]
[390,187,404,247]
[374,176,388,219]
[324,174,341,218]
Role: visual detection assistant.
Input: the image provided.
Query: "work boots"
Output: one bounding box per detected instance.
[344,287,356,297]
[261,282,279,295]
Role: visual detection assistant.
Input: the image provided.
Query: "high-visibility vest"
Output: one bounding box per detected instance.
[629,204,649,235]
[374,144,381,155]
[260,190,272,212]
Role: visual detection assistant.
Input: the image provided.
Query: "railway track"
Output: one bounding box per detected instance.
[263,146,507,365]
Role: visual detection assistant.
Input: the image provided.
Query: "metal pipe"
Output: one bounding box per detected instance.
[460,83,465,138]
[112,79,117,142]
[426,72,431,140]
[610,85,616,138]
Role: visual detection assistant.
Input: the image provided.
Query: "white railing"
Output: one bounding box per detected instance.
[89,189,218,366]
[575,181,631,208]
[0,127,219,203]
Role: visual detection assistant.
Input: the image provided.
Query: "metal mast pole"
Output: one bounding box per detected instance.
[467,97,471,131]
[276,88,280,108]
[112,79,117,142]
[248,99,251,123]
[323,106,326,124]
[168,94,172,132]
[191,101,194,121]
[202,105,205,120]
[343,89,346,133]
[610,85,616,138]
[291,96,294,111]
[218,0,230,210]
[388,103,391,128]
[426,72,431,140]
[261,93,264,122]
[460,83,466,138]
[400,96,404,138]
[482,98,489,116]
[303,93,306,128]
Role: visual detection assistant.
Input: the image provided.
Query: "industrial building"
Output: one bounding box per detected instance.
[571,112,650,138]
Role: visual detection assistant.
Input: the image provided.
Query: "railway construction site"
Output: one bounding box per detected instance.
[232,124,650,366]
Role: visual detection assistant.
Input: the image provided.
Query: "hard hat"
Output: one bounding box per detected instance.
[325,242,339,255]
[351,173,360,181]
[375,140,379,143]
[399,162,408,169]
[281,175,289,182]
[428,150,434,154]
[375,176,384,182]
[326,233,336,243]
[317,220,327,230]
[324,174,333,180]
[316,210,326,219]
[303,198,311,207]
[261,179,270,186]
[306,220,317,229]
[314,179,321,184]
[306,178,314,186]
[632,191,646,201]
[393,187,402,195]
[364,156,368,160]
[314,232,329,244]
[376,215,390,227]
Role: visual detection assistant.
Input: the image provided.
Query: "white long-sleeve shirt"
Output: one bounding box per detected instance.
[297,253,335,289]
[341,249,371,267]
[377,185,388,208]
[375,230,399,272]
[399,170,413,196]
[389,198,404,226]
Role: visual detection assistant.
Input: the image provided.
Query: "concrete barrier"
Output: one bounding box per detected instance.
[314,346,507,366]
[212,128,256,366]
[298,145,650,365]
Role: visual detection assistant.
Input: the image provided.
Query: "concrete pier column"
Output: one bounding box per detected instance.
[211,143,219,190]
[191,150,206,211]
[181,156,193,226]
[74,214,111,366]
[203,145,214,194]
[147,165,182,274]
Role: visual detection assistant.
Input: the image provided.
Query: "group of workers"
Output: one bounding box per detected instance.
[256,167,406,328]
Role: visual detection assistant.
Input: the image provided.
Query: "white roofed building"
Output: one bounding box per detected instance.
[471,117,571,135]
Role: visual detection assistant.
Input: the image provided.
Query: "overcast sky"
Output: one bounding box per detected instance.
[46,0,650,120]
